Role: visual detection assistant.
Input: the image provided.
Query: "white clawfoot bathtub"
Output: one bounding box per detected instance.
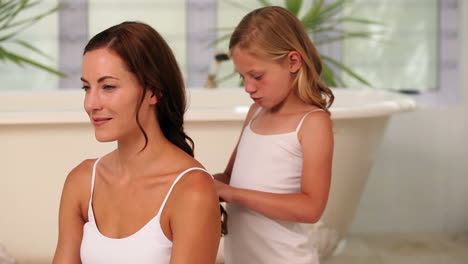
[0,88,415,263]
[185,88,417,261]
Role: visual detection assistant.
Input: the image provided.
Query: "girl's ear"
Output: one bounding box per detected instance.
[287,51,302,73]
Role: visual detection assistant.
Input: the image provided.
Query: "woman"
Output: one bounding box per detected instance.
[53,21,221,264]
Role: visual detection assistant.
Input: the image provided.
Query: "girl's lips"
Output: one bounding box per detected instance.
[92,118,112,127]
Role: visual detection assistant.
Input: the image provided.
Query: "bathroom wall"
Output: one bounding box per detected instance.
[349,1,468,235]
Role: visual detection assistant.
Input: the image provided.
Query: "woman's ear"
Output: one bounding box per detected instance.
[287,51,302,73]
[147,90,158,105]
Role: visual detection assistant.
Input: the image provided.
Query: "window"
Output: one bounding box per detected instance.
[214,0,461,105]
[339,0,460,104]
[0,0,461,106]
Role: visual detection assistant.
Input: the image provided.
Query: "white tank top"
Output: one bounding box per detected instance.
[224,108,323,264]
[80,158,209,264]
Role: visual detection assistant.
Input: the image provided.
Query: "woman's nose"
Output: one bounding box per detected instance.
[84,89,102,112]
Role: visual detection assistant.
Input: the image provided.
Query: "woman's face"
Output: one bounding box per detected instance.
[81,48,156,142]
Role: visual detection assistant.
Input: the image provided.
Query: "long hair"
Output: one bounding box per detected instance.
[84,22,228,235]
[84,21,194,156]
[229,6,334,112]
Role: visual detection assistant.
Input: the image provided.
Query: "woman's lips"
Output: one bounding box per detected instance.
[92,117,112,127]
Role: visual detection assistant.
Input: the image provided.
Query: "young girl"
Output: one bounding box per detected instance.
[214,6,334,264]
[53,22,222,264]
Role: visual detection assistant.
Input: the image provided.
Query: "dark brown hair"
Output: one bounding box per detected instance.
[229,6,334,112]
[84,22,227,235]
[84,21,194,155]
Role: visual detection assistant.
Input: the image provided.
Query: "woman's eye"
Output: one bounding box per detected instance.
[103,85,116,90]
[81,85,90,91]
[254,75,263,80]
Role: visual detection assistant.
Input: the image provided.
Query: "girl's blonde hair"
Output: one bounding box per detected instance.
[229,6,334,112]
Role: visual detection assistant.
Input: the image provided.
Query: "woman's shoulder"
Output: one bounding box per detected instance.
[59,159,97,220]
[170,163,216,201]
[66,159,96,181]
[62,159,97,194]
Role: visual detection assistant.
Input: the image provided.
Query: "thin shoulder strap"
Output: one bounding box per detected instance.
[295,109,325,133]
[90,157,101,197]
[158,167,211,215]
[248,106,263,126]
[88,157,101,221]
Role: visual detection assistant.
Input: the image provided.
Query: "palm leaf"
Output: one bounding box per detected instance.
[13,39,53,59]
[322,55,371,86]
[301,0,326,27]
[3,3,64,31]
[321,61,338,87]
[215,0,380,88]
[285,0,302,16]
[256,0,274,7]
[338,17,384,25]
[322,61,346,87]
[0,0,65,77]
[1,48,66,77]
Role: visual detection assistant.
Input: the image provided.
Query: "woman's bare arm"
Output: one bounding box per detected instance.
[53,160,93,264]
[169,170,221,264]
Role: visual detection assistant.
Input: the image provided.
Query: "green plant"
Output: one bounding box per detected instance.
[217,0,383,88]
[0,0,66,77]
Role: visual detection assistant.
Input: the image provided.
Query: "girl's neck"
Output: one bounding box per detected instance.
[269,90,311,115]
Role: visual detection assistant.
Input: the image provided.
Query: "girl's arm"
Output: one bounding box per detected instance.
[53,161,92,264]
[213,103,260,184]
[169,171,221,264]
[215,111,333,223]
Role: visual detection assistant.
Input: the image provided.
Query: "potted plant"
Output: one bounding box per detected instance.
[0,0,65,76]
[213,0,382,88]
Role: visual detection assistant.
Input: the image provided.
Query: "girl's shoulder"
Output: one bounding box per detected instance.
[244,103,262,125]
[297,108,332,141]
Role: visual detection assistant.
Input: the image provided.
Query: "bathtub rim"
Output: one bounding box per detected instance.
[0,88,416,125]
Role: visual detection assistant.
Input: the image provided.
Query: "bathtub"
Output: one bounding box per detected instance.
[185,88,417,260]
[0,88,415,263]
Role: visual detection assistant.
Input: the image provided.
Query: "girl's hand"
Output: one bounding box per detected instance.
[214,179,235,203]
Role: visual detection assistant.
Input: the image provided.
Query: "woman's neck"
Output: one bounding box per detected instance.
[112,126,176,179]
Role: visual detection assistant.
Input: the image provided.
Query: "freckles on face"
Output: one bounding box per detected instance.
[230,47,294,108]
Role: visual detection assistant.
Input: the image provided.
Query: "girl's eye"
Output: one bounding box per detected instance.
[238,74,245,80]
[254,75,263,80]
[81,85,90,91]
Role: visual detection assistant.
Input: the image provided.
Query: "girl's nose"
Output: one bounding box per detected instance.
[244,80,256,94]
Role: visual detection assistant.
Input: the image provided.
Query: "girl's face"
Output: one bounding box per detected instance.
[231,46,301,110]
[81,48,156,142]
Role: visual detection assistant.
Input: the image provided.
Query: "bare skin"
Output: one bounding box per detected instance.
[53,48,220,264]
[214,47,333,223]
